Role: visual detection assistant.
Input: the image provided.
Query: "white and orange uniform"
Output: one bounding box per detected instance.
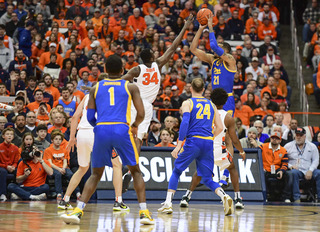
[214,109,233,170]
[131,62,161,140]
[76,95,94,167]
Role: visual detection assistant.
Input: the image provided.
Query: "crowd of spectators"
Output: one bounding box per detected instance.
[0,0,319,203]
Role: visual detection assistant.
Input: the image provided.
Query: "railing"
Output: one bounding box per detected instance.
[290,0,309,126]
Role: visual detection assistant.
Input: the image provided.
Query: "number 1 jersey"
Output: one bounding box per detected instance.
[134,62,161,104]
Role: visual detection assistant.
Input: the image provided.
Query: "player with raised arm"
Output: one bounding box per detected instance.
[122,15,194,153]
[180,88,246,209]
[61,55,154,225]
[190,13,237,188]
[58,75,129,212]
[158,78,235,216]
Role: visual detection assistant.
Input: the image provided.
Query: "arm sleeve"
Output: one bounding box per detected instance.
[87,108,97,127]
[178,112,191,142]
[209,32,224,56]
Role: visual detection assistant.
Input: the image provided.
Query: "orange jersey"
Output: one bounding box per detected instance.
[48,126,67,134]
[127,16,147,33]
[44,146,69,168]
[27,101,52,114]
[45,85,61,102]
[154,143,176,147]
[125,61,139,71]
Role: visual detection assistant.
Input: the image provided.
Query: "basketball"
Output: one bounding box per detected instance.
[197,8,213,26]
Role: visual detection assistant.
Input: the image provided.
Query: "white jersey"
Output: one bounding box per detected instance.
[77,95,93,130]
[214,109,228,151]
[134,62,161,104]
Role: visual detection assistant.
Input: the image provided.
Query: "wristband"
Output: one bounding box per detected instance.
[239,151,245,155]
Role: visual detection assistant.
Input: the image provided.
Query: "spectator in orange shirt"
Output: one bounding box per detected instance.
[128,8,147,36]
[254,97,274,118]
[154,0,166,17]
[143,0,157,16]
[0,128,20,201]
[162,69,185,95]
[261,76,282,97]
[38,43,63,71]
[245,12,261,34]
[43,74,61,102]
[240,84,260,106]
[91,8,103,33]
[109,8,122,28]
[154,129,176,147]
[67,80,84,102]
[27,90,52,114]
[79,58,95,77]
[124,52,138,71]
[8,133,53,200]
[53,87,78,117]
[113,19,134,41]
[258,17,277,41]
[44,131,80,201]
[48,112,67,134]
[179,1,194,19]
[273,70,287,98]
[88,66,100,84]
[234,95,254,126]
[230,0,244,19]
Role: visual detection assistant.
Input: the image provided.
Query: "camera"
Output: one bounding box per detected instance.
[21,146,41,161]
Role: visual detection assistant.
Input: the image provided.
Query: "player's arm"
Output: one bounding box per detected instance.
[66,95,87,153]
[122,66,141,82]
[128,83,145,127]
[156,14,194,69]
[190,24,215,64]
[172,100,191,158]
[213,105,223,137]
[87,86,97,127]
[207,14,236,69]
[225,113,246,160]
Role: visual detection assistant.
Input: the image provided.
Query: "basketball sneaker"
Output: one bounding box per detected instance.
[60,207,83,224]
[223,195,234,216]
[158,202,173,214]
[219,177,230,190]
[234,198,244,209]
[113,201,130,211]
[56,193,62,203]
[179,196,190,208]
[58,200,74,210]
[139,209,155,225]
[11,193,21,200]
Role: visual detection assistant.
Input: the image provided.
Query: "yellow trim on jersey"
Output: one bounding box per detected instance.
[106,78,122,81]
[94,82,99,99]
[223,61,237,73]
[128,128,139,163]
[188,98,193,112]
[227,92,233,96]
[193,135,214,140]
[97,122,129,126]
[210,58,220,75]
[124,81,132,125]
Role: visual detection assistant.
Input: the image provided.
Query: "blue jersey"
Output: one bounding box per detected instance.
[95,79,131,124]
[211,58,236,116]
[186,97,215,139]
[58,99,76,116]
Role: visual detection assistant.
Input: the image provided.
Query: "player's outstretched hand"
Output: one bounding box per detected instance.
[183,14,194,29]
[66,137,76,153]
[171,147,180,159]
[206,14,214,30]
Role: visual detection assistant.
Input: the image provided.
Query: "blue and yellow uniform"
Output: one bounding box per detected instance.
[174,97,217,181]
[211,58,236,116]
[91,78,139,168]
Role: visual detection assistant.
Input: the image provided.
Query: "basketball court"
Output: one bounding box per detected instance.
[1,201,319,232]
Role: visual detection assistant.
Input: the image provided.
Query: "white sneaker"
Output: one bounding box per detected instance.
[0,194,7,202]
[38,193,47,200]
[223,195,234,216]
[284,199,291,203]
[11,193,21,200]
[158,202,173,214]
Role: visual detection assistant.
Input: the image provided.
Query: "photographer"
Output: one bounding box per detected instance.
[8,133,53,200]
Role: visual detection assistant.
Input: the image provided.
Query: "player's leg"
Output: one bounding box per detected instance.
[225,134,244,209]
[180,171,202,207]
[111,153,129,211]
[159,140,198,213]
[196,138,234,216]
[58,129,92,210]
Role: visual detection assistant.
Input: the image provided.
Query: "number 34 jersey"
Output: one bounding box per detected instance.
[134,62,161,104]
[186,97,216,139]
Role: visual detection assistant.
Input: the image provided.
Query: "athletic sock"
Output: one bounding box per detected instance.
[139,202,147,210]
[64,195,70,202]
[235,192,241,199]
[165,192,174,204]
[185,190,192,199]
[77,201,86,210]
[116,196,122,203]
[216,188,227,200]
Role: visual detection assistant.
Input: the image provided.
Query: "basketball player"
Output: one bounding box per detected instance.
[58,75,129,212]
[158,78,234,216]
[180,88,246,209]
[190,14,237,188]
[61,55,154,225]
[122,15,194,153]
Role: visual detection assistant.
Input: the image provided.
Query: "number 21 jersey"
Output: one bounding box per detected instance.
[134,62,161,104]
